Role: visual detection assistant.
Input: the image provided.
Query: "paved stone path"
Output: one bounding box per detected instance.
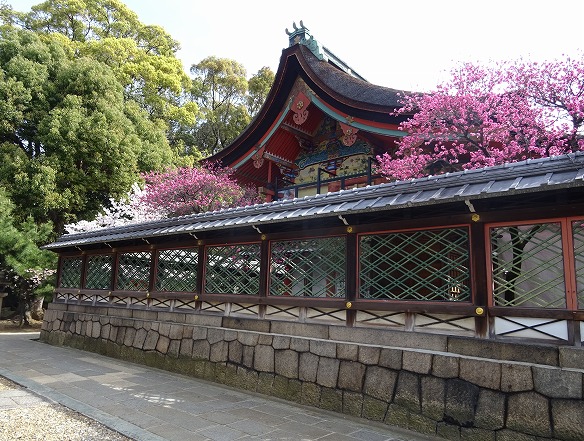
[0,332,439,441]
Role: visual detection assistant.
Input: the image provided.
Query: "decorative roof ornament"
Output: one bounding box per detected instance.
[285,21,326,61]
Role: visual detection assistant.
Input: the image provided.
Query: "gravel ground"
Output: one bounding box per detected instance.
[0,376,133,441]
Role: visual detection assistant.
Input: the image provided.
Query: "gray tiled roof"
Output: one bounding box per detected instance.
[45,153,584,250]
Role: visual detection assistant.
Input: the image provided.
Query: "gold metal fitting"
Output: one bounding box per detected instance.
[346,226,353,233]
[471,213,480,222]
[475,307,484,315]
[194,295,199,300]
[346,301,352,309]
[261,234,267,241]
[197,240,203,246]
[146,292,150,298]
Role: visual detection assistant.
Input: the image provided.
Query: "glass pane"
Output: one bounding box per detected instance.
[205,244,261,295]
[491,223,565,308]
[116,252,151,291]
[270,236,345,297]
[59,256,83,288]
[573,220,584,309]
[156,248,198,292]
[85,255,113,290]
[359,228,471,301]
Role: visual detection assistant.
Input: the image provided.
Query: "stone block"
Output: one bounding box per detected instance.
[552,399,584,441]
[402,351,432,374]
[242,345,254,368]
[320,387,343,412]
[310,340,336,358]
[358,346,380,365]
[494,430,536,441]
[459,358,501,390]
[237,331,259,346]
[132,309,157,321]
[207,328,225,344]
[209,341,228,362]
[421,376,445,420]
[123,327,136,347]
[183,313,222,327]
[224,330,237,341]
[436,422,461,440]
[192,340,210,360]
[432,353,459,378]
[342,391,363,417]
[271,321,329,339]
[506,392,551,437]
[290,337,309,352]
[385,403,410,430]
[364,366,397,402]
[274,349,298,379]
[131,327,147,350]
[474,389,505,430]
[100,324,111,340]
[336,343,358,361]
[444,379,479,427]
[500,363,533,392]
[299,352,319,383]
[559,347,584,369]
[379,348,403,370]
[115,327,126,346]
[90,321,101,338]
[316,357,340,388]
[142,330,159,351]
[337,360,366,392]
[394,371,421,412]
[179,338,193,358]
[191,326,208,340]
[155,335,170,354]
[222,316,270,333]
[236,366,258,392]
[168,324,184,340]
[408,413,438,437]
[253,345,274,372]
[158,322,171,337]
[256,372,274,396]
[533,366,582,399]
[272,335,290,349]
[228,340,243,364]
[362,396,388,422]
[447,337,558,366]
[167,339,180,358]
[258,334,273,345]
[301,382,321,407]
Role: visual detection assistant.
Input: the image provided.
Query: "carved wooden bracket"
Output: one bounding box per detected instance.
[340,122,358,146]
[291,92,310,125]
[252,146,266,168]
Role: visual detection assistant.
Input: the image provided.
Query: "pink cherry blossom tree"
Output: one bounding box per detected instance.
[140,164,261,217]
[377,55,584,180]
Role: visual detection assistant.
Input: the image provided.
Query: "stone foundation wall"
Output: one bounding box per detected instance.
[41,303,584,441]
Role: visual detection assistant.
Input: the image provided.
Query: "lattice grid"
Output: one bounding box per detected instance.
[359,228,470,301]
[491,223,566,308]
[59,257,83,288]
[85,255,113,290]
[116,252,151,291]
[270,236,345,297]
[205,244,261,295]
[573,220,584,309]
[156,249,198,292]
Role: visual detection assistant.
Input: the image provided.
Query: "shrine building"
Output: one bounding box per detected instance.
[40,23,584,440]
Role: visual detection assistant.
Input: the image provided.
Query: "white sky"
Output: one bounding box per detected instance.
[12,0,584,91]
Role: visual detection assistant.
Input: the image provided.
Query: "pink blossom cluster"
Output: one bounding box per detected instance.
[377,55,584,180]
[140,163,261,217]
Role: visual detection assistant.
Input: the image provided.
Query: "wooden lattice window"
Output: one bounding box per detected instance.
[572,220,584,309]
[155,248,198,292]
[359,227,471,301]
[85,254,113,290]
[270,236,345,297]
[59,256,83,288]
[490,223,566,308]
[116,252,151,291]
[204,244,261,295]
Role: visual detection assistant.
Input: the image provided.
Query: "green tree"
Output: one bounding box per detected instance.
[0,27,175,231]
[0,188,56,325]
[247,66,274,116]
